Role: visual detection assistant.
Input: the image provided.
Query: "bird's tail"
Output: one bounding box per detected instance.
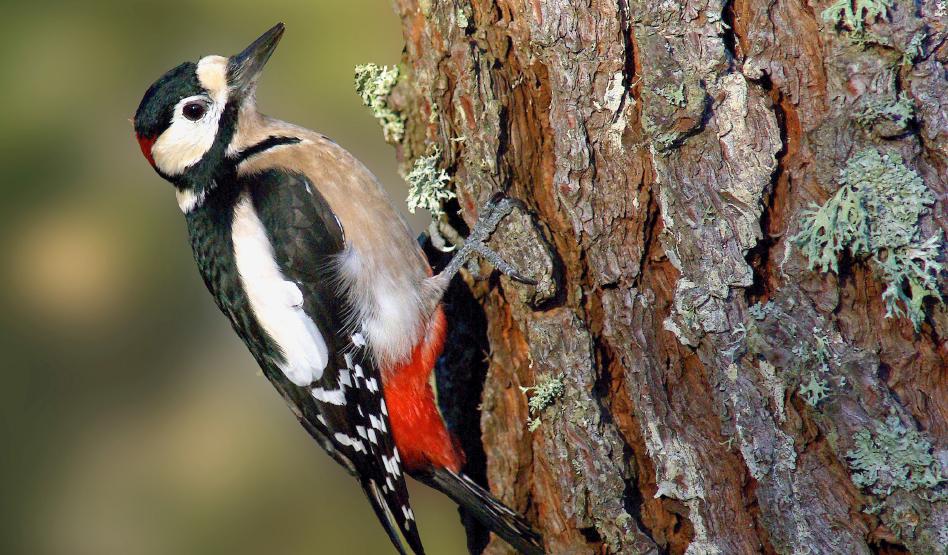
[360,478,426,555]
[416,467,544,555]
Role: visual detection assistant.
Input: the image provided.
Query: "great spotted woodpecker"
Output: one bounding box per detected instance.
[133,23,543,555]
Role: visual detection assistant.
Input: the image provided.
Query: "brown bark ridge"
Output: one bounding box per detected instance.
[383,1,947,553]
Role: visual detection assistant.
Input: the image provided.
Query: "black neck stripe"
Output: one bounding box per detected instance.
[234,136,302,164]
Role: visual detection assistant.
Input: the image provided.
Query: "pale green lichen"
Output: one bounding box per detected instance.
[856,92,914,129]
[656,83,686,107]
[901,31,925,66]
[654,132,680,151]
[791,327,836,408]
[792,148,943,329]
[846,414,945,497]
[847,29,893,50]
[641,112,682,152]
[792,328,831,370]
[354,64,405,143]
[748,301,773,320]
[404,148,454,218]
[822,0,894,32]
[877,233,945,327]
[521,376,565,432]
[417,0,432,17]
[455,7,469,28]
[701,204,718,227]
[812,328,831,373]
[793,178,869,274]
[799,374,830,407]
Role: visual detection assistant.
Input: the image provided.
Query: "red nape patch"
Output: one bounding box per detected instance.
[383,307,464,473]
[136,133,157,167]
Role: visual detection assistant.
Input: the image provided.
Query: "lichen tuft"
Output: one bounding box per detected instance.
[656,83,686,107]
[792,148,943,329]
[521,376,565,432]
[799,374,830,407]
[846,414,945,497]
[901,31,926,66]
[404,148,455,218]
[822,0,894,32]
[354,64,405,143]
[747,301,774,321]
[876,232,944,328]
[856,92,914,130]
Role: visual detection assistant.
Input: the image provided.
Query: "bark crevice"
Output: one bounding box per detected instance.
[390,0,948,552]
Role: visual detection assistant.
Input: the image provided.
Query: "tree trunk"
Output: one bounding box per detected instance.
[384,1,947,553]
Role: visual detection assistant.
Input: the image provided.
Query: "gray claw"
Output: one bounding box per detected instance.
[472,243,538,285]
[434,192,536,287]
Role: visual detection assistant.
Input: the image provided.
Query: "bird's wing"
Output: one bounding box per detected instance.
[244,168,424,555]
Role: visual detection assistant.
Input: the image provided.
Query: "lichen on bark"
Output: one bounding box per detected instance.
[385,0,948,553]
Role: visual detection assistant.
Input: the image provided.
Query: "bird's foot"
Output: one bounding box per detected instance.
[437,193,537,285]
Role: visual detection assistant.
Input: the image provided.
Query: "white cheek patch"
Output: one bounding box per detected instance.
[232,194,329,386]
[151,56,231,177]
[151,94,224,176]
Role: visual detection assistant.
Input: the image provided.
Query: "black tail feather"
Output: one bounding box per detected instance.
[416,468,544,555]
[362,479,425,555]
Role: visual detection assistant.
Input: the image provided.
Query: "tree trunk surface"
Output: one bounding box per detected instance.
[386,1,947,553]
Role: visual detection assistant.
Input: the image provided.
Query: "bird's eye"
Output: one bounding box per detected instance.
[183,101,208,121]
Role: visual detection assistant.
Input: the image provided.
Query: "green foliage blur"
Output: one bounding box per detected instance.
[0,1,465,553]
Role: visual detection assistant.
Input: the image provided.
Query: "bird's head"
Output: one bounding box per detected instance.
[134,23,284,189]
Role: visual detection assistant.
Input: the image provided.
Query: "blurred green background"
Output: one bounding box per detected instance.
[0,1,467,553]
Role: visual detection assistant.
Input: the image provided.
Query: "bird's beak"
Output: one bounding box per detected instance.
[227,22,285,99]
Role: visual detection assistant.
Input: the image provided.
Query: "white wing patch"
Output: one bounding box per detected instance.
[232,194,328,386]
[334,432,367,453]
[311,386,346,405]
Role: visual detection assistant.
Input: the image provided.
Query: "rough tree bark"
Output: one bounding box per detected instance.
[379,1,947,553]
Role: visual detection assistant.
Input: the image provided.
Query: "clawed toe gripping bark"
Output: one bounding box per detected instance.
[437,192,538,286]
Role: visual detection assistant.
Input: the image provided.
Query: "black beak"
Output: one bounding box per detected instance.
[227,23,285,98]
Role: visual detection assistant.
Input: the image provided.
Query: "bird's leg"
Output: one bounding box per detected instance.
[422,193,536,316]
[437,193,536,286]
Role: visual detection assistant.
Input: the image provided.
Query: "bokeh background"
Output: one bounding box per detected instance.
[0,1,467,553]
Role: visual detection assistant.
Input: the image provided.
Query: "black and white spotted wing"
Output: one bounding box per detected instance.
[244,168,424,555]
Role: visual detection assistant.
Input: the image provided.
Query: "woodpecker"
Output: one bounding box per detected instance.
[134,23,543,555]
